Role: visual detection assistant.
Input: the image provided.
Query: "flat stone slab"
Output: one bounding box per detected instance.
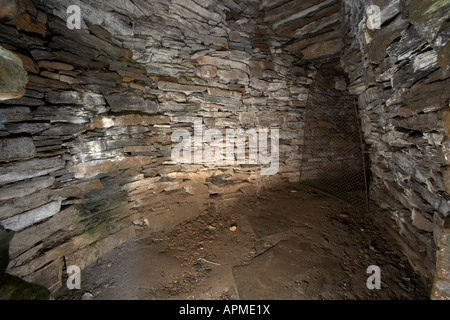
[0,46,28,101]
[0,137,36,162]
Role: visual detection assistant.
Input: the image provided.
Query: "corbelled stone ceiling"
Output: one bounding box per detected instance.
[262,0,343,60]
[30,0,344,65]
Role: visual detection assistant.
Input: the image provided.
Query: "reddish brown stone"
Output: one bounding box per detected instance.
[38,60,74,71]
[301,39,342,60]
[6,13,47,37]
[15,52,39,74]
[443,109,450,136]
[122,76,135,83]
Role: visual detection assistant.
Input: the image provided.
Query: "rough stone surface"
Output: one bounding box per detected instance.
[0,46,28,100]
[0,0,447,296]
[0,0,311,292]
[0,137,36,161]
[431,219,450,299]
[0,228,14,274]
[342,0,450,290]
[409,0,450,50]
[0,157,65,184]
[0,200,62,232]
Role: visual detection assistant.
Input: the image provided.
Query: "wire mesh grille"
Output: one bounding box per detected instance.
[299,66,369,211]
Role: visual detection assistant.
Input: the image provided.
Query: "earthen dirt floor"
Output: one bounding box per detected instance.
[57,187,429,300]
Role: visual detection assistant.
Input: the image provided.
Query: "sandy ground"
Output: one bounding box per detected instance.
[57,186,429,300]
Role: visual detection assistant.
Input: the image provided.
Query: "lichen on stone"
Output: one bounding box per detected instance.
[0,46,28,101]
[409,0,450,49]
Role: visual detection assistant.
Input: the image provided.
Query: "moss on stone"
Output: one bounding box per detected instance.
[1,228,51,300]
[0,46,28,100]
[86,221,108,242]
[0,274,51,300]
[424,0,450,15]
[409,0,450,47]
[410,0,450,23]
[0,229,14,275]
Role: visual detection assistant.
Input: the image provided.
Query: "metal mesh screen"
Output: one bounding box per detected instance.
[299,66,369,211]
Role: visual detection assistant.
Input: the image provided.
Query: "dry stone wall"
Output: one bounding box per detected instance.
[2,0,448,297]
[341,0,450,289]
[0,0,312,293]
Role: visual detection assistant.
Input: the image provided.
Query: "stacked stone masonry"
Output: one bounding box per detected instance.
[0,0,448,297]
[0,0,316,293]
[341,0,450,291]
